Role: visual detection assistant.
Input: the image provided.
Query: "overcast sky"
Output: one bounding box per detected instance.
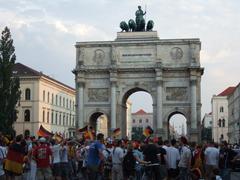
[1,0,240,124]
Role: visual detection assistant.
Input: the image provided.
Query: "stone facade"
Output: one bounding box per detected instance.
[13,63,76,137]
[74,31,203,141]
[228,84,240,144]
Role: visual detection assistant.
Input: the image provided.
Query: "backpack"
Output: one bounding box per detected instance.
[122,151,136,172]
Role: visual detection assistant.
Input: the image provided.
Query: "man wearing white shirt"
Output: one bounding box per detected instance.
[166,139,180,179]
[204,141,219,180]
[111,140,124,180]
[51,140,61,180]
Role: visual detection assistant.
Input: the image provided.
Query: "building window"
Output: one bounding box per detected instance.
[66,115,69,126]
[218,119,221,127]
[24,110,30,121]
[63,98,65,107]
[146,119,149,123]
[220,106,224,112]
[73,101,75,110]
[66,99,68,108]
[56,95,58,105]
[70,100,72,109]
[52,94,54,104]
[222,119,225,127]
[139,119,142,123]
[60,96,62,106]
[133,119,135,123]
[47,111,49,123]
[55,113,58,124]
[43,90,45,101]
[63,114,65,126]
[25,88,31,100]
[72,117,75,126]
[47,92,50,103]
[59,114,62,125]
[51,112,54,124]
[43,110,45,122]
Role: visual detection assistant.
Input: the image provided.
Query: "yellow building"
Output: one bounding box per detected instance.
[13,63,76,137]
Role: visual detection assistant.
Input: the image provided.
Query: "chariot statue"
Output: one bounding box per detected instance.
[119,6,154,32]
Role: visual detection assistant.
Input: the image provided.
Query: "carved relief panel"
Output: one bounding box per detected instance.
[88,88,109,102]
[166,87,188,101]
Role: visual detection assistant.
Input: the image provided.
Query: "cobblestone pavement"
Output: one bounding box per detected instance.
[231,171,240,180]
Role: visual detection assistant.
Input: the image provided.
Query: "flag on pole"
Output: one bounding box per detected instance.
[37,125,54,137]
[113,128,121,137]
[53,133,63,143]
[143,126,153,137]
[84,130,94,140]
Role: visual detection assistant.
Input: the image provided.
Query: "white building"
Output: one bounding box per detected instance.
[228,83,240,144]
[13,63,76,137]
[132,109,153,129]
[202,113,213,128]
[211,87,235,143]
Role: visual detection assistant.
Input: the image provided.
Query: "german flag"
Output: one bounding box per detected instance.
[113,128,121,137]
[143,126,153,137]
[84,130,94,140]
[37,125,54,137]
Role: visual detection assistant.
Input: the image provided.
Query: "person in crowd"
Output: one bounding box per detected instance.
[204,141,219,180]
[0,138,7,180]
[219,141,237,180]
[156,138,168,180]
[192,144,203,178]
[111,139,124,180]
[32,137,53,180]
[4,135,26,180]
[142,137,161,180]
[178,136,192,180]
[67,141,77,179]
[122,144,136,180]
[166,139,180,180]
[86,133,105,180]
[51,139,62,180]
[60,140,70,180]
[133,141,144,180]
[102,141,112,180]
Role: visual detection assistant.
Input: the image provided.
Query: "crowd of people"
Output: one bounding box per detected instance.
[0,131,240,180]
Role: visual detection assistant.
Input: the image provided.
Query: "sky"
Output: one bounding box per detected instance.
[1,0,240,132]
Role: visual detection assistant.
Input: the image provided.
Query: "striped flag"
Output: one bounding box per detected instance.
[37,125,54,137]
[143,126,153,137]
[113,128,121,137]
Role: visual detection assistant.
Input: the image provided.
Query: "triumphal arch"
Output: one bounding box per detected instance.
[73,8,204,141]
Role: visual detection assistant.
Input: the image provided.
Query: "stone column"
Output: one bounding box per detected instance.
[77,82,84,128]
[191,79,197,129]
[157,81,163,129]
[111,82,116,129]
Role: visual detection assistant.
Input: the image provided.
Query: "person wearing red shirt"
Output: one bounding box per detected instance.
[33,137,53,180]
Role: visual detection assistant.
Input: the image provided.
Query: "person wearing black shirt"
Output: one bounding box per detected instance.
[142,138,161,180]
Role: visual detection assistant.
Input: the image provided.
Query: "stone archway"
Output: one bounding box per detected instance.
[119,87,154,137]
[74,31,204,142]
[89,112,109,137]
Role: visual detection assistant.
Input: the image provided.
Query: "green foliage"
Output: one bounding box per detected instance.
[0,26,20,135]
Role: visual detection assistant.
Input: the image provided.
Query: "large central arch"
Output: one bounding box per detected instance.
[74,31,204,141]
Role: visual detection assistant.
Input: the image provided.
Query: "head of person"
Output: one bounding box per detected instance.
[138,6,141,10]
[164,140,169,146]
[97,133,104,143]
[171,139,177,146]
[180,136,188,146]
[16,134,23,143]
[39,137,46,144]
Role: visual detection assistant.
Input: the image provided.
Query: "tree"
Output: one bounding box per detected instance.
[0,26,20,135]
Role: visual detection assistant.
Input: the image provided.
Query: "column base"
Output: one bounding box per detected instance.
[155,128,168,140]
[188,128,201,142]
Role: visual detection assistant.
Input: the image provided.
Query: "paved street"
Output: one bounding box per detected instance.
[231,171,240,180]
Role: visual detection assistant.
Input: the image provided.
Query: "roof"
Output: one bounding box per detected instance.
[217,87,236,96]
[132,109,148,115]
[13,63,75,91]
